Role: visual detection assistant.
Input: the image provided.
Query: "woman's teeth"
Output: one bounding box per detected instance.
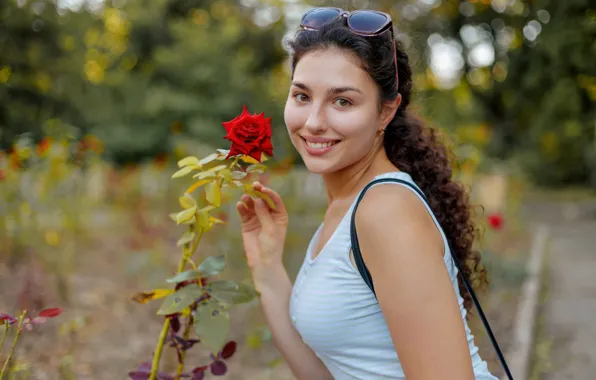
[305,140,338,149]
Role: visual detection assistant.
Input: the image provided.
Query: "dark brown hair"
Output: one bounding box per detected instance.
[286,17,487,313]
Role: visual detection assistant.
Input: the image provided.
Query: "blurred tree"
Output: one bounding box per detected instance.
[83,0,290,164]
[0,0,92,146]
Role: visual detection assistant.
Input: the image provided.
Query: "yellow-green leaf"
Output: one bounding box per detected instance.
[193,170,216,180]
[197,209,210,230]
[176,206,197,225]
[208,280,259,305]
[177,156,200,168]
[247,164,267,173]
[230,171,247,180]
[157,284,204,315]
[194,299,229,354]
[176,231,195,247]
[250,190,276,209]
[209,216,225,225]
[199,153,219,165]
[185,179,212,194]
[205,182,221,207]
[239,155,260,165]
[179,193,196,209]
[215,149,230,159]
[210,164,228,172]
[169,213,178,222]
[200,205,217,213]
[131,289,174,304]
[172,165,195,179]
[218,168,232,180]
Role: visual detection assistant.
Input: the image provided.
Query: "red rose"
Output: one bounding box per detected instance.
[487,213,504,230]
[222,105,273,162]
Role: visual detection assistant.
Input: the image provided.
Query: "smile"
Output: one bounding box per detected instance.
[300,136,340,156]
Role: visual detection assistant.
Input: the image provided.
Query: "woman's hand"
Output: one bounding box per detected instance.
[236,181,289,281]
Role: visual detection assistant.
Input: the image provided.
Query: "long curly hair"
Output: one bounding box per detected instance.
[286,16,487,313]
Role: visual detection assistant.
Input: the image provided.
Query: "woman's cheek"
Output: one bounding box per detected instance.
[284,104,305,134]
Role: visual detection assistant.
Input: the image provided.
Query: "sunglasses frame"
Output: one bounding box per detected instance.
[300,7,400,93]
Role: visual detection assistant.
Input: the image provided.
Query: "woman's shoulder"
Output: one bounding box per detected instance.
[353,172,443,255]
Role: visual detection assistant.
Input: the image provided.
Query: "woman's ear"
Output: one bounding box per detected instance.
[380,93,402,127]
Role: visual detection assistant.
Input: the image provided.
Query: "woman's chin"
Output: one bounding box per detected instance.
[301,158,337,175]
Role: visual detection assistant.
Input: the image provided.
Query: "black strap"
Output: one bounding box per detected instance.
[350,177,513,380]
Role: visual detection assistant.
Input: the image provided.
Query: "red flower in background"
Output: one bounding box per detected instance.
[487,213,504,230]
[222,105,273,162]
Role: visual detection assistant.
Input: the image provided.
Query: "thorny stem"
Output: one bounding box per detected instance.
[149,223,201,380]
[0,322,8,352]
[0,311,27,380]
[174,315,194,379]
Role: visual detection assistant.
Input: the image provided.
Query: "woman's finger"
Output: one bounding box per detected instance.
[242,195,256,211]
[259,186,286,213]
[253,198,273,226]
[236,201,251,223]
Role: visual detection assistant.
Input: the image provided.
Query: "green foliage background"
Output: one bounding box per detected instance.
[1,0,595,186]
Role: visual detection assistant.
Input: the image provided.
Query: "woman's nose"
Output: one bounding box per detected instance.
[304,107,327,134]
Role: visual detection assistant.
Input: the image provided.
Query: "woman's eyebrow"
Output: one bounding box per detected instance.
[291,81,363,95]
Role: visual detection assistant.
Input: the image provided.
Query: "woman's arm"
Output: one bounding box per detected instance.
[354,184,475,380]
[253,263,334,380]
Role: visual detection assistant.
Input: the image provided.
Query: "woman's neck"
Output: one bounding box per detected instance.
[321,147,399,204]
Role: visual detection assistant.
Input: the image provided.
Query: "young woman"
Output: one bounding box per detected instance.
[236,7,498,380]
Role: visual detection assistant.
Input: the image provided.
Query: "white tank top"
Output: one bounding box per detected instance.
[289,171,498,379]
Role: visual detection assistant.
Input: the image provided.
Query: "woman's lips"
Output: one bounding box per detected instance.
[301,137,340,157]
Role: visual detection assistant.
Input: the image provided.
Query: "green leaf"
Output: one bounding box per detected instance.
[216,149,230,157]
[179,193,196,209]
[199,153,219,165]
[208,280,259,305]
[249,190,276,209]
[166,270,202,284]
[210,164,228,172]
[197,255,226,277]
[193,170,216,180]
[176,206,197,225]
[176,231,195,247]
[205,182,221,207]
[194,299,230,354]
[177,156,200,168]
[218,168,232,180]
[185,179,212,194]
[197,209,210,230]
[230,171,247,180]
[247,164,267,173]
[172,165,195,179]
[157,284,204,315]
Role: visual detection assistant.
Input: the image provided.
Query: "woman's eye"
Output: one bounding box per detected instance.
[334,98,352,107]
[294,93,309,103]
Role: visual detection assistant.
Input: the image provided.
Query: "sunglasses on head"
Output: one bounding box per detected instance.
[300,7,399,92]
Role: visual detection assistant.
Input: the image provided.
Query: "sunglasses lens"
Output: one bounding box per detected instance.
[349,11,390,33]
[301,8,342,29]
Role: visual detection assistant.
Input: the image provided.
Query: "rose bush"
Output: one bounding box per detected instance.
[130,105,276,380]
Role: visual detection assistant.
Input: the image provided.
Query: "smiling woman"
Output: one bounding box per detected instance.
[235,6,501,380]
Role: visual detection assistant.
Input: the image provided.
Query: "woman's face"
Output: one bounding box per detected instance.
[284,48,387,175]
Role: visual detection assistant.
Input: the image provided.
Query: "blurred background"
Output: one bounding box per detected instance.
[0,0,594,379]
